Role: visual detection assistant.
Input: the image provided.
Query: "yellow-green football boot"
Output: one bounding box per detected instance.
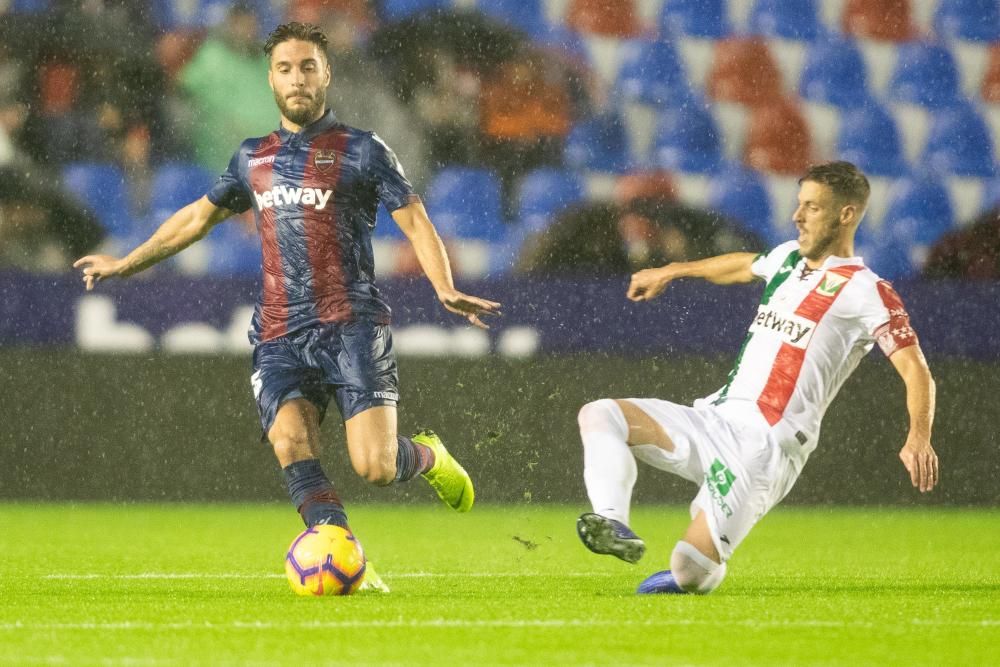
[358,561,390,593]
[415,429,474,512]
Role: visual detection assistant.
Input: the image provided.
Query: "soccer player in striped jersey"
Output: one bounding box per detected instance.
[74,23,500,591]
[575,161,938,595]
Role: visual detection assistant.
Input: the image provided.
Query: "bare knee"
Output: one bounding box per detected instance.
[268,427,313,467]
[351,449,396,486]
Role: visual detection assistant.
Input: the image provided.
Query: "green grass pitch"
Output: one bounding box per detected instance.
[1,504,996,666]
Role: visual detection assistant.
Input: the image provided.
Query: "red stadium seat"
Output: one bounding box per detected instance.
[744,98,812,175]
[566,0,643,38]
[842,0,915,42]
[707,37,784,107]
[981,43,1000,103]
[37,62,80,115]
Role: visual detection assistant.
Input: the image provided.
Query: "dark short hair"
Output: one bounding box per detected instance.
[263,22,329,61]
[799,161,871,208]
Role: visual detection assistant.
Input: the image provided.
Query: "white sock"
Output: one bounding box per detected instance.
[579,399,636,526]
[671,540,727,594]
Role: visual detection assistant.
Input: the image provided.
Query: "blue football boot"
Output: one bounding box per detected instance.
[636,569,686,594]
[576,512,646,564]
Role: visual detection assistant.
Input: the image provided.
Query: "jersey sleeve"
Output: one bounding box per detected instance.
[751,240,800,281]
[365,132,421,213]
[860,280,920,357]
[206,146,253,214]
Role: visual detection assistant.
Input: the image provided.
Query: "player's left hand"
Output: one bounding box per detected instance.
[438,290,502,329]
[899,436,938,493]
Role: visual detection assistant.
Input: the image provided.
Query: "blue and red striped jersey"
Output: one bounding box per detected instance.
[207,109,420,343]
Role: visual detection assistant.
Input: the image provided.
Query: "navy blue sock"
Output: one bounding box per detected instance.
[394,436,435,482]
[282,459,349,529]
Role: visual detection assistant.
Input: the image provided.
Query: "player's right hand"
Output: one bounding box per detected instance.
[627,267,674,302]
[73,255,123,291]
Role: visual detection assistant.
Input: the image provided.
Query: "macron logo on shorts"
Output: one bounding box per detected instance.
[253,186,333,210]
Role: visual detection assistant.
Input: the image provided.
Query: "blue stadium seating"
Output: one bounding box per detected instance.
[150,163,217,219]
[882,172,955,246]
[982,176,1000,212]
[922,101,998,177]
[516,167,585,232]
[532,24,589,61]
[477,0,549,36]
[748,0,823,41]
[373,204,407,239]
[564,112,632,174]
[707,165,779,245]
[934,0,1000,42]
[887,42,961,108]
[61,163,133,239]
[424,167,506,241]
[836,102,909,177]
[652,100,723,174]
[151,0,278,31]
[616,38,692,107]
[799,36,869,108]
[659,0,730,38]
[204,222,261,276]
[11,0,51,12]
[380,0,450,22]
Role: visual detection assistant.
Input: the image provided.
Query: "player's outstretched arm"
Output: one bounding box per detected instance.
[391,201,501,329]
[73,196,233,290]
[627,252,757,302]
[889,345,938,493]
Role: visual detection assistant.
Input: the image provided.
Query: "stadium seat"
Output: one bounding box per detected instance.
[922,101,998,177]
[799,36,870,108]
[981,43,1000,102]
[516,167,585,233]
[564,112,633,174]
[379,0,449,22]
[205,220,262,276]
[373,204,407,239]
[659,0,731,38]
[981,175,1000,211]
[707,165,779,245]
[61,163,133,239]
[883,172,956,246]
[841,0,915,42]
[566,0,642,38]
[11,0,51,12]
[424,167,506,241]
[868,172,956,278]
[744,98,812,175]
[149,163,217,221]
[747,0,822,41]
[836,101,909,177]
[614,170,678,204]
[707,37,784,107]
[477,0,549,36]
[616,38,692,107]
[934,0,1000,43]
[887,42,962,108]
[652,99,724,174]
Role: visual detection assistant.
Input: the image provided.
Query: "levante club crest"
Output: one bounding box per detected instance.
[314,149,338,173]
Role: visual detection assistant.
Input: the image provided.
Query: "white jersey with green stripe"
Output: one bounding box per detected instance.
[703,241,918,461]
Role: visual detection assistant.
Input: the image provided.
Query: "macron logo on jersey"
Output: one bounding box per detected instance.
[253,186,333,210]
[750,306,815,348]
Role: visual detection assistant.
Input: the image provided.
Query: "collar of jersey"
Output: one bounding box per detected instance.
[277,108,338,143]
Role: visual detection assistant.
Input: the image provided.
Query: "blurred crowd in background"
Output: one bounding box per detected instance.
[1,0,999,279]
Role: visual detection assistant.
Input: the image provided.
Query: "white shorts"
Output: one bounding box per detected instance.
[623,398,803,561]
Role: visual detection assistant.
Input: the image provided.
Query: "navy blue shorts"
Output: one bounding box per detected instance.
[250,321,399,435]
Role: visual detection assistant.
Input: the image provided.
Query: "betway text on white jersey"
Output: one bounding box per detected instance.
[253,186,333,210]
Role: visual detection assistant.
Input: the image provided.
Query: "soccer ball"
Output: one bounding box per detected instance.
[284,525,367,596]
